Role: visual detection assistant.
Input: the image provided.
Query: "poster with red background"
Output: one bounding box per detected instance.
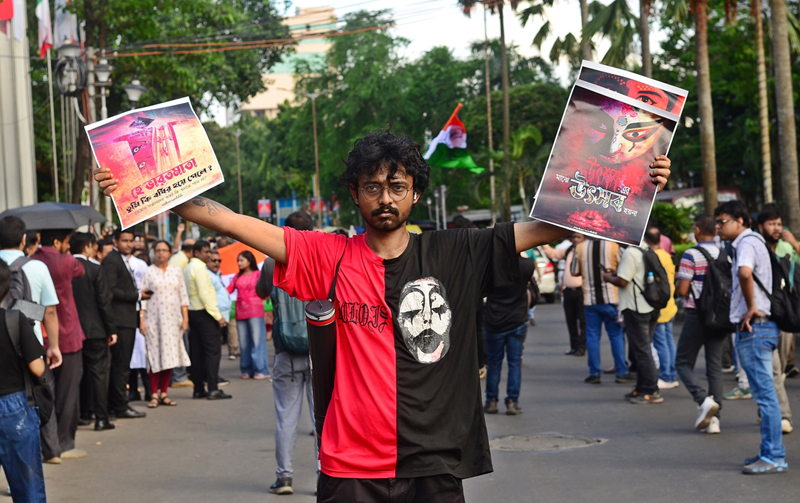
[531,61,688,245]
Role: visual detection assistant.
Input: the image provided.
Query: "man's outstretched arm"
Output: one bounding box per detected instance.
[94,168,287,264]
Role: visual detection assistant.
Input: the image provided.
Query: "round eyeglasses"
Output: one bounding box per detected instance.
[360,183,411,202]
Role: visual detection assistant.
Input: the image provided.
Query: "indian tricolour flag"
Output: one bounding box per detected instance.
[423,103,484,174]
[35,0,52,58]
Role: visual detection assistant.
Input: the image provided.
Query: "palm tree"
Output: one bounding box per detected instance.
[518,0,591,72]
[752,0,772,203]
[769,0,800,231]
[640,0,652,76]
[694,0,719,212]
[581,0,638,68]
[459,0,521,221]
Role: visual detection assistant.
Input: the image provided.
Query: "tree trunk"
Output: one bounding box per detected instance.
[695,0,718,213]
[639,0,652,77]
[499,5,512,222]
[580,0,591,61]
[753,0,773,203]
[769,0,800,231]
[71,112,91,204]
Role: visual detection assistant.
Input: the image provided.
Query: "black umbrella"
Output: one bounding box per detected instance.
[0,202,107,230]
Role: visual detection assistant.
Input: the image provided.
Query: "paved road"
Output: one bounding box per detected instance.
[6,303,799,502]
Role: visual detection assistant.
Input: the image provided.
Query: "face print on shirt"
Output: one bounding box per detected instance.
[398,277,452,364]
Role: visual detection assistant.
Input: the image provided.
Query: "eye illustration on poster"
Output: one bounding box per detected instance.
[531,61,688,246]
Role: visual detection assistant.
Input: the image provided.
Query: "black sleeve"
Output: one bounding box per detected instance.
[102,257,138,303]
[256,257,276,299]
[476,305,486,369]
[519,257,536,283]
[471,223,521,297]
[95,267,116,336]
[18,311,45,365]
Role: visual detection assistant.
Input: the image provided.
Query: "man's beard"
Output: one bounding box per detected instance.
[764,232,780,244]
[367,206,406,232]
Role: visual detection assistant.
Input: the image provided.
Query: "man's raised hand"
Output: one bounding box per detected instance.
[94,167,119,196]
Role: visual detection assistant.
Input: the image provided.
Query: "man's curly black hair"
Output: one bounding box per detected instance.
[341,130,430,197]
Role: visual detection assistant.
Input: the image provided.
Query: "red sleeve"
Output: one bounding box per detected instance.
[227,274,238,294]
[274,227,347,302]
[71,254,85,279]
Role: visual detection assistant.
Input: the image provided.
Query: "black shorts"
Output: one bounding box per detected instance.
[316,472,465,503]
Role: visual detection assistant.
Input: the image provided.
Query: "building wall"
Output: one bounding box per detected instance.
[0,0,38,211]
[240,6,335,118]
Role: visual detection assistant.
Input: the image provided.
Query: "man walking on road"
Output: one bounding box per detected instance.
[675,214,726,434]
[572,238,634,385]
[715,200,787,474]
[184,241,230,400]
[96,130,671,500]
[542,234,587,356]
[647,227,679,390]
[603,236,663,404]
[257,211,318,496]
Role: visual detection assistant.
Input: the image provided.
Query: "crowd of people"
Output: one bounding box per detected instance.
[0,213,320,500]
[532,200,797,474]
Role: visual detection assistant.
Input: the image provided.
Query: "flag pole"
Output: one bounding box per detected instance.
[445,103,463,126]
[46,48,60,202]
[484,7,496,226]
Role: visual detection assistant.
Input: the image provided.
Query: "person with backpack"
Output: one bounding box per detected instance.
[714,200,787,475]
[603,236,671,405]
[256,211,317,496]
[674,213,729,434]
[0,260,48,502]
[647,227,680,390]
[542,233,587,356]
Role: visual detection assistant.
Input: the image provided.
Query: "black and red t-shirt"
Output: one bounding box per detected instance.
[274,223,520,479]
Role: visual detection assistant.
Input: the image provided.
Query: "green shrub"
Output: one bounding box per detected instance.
[650,202,697,244]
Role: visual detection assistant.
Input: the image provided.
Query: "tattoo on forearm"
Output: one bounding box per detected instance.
[190,197,230,216]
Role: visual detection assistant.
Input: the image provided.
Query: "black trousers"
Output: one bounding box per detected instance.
[622,309,659,395]
[317,473,464,503]
[39,366,60,459]
[53,350,83,452]
[109,327,136,414]
[562,287,586,351]
[188,310,221,393]
[80,337,111,421]
[675,309,727,414]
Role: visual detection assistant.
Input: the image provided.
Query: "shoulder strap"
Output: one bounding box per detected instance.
[739,234,773,295]
[327,242,347,302]
[4,310,35,408]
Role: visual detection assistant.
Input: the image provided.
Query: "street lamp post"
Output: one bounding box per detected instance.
[124,80,146,109]
[303,91,323,229]
[235,129,243,214]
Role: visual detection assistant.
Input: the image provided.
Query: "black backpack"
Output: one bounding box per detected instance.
[746,235,800,332]
[0,256,33,310]
[4,310,54,424]
[632,247,671,311]
[691,246,735,332]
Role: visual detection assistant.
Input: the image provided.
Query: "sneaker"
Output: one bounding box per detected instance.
[584,375,601,384]
[241,374,251,379]
[269,477,293,495]
[782,418,793,434]
[228,354,237,361]
[603,367,616,374]
[721,365,735,374]
[505,400,523,416]
[786,365,800,378]
[529,317,537,327]
[657,379,680,389]
[615,373,636,384]
[484,399,498,414]
[695,396,721,430]
[723,387,752,400]
[254,373,271,380]
[60,449,88,459]
[702,416,721,434]
[218,377,230,387]
[624,389,640,400]
[630,393,664,404]
[742,456,788,475]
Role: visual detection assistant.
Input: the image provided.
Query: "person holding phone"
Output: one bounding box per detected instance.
[139,240,191,408]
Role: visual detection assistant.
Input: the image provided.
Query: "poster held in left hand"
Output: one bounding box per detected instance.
[85,97,224,229]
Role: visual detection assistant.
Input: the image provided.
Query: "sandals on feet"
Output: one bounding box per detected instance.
[147,397,159,408]
[159,396,177,406]
[742,455,788,474]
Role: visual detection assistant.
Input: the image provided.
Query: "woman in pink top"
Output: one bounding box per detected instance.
[227,251,270,379]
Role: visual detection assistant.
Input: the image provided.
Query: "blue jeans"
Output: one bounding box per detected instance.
[0,391,46,502]
[485,323,527,404]
[585,304,628,377]
[653,320,677,382]
[238,317,270,376]
[736,320,785,463]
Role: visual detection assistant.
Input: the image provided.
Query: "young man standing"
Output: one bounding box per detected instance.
[542,233,587,356]
[647,227,679,390]
[96,131,671,500]
[715,200,787,474]
[674,214,726,434]
[603,237,663,405]
[184,241,230,400]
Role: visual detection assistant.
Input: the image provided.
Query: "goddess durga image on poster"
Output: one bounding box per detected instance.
[532,82,677,245]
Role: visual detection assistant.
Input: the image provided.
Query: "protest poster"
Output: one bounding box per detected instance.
[85,97,224,229]
[530,61,688,246]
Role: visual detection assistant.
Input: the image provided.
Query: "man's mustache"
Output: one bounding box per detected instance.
[372,206,399,217]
